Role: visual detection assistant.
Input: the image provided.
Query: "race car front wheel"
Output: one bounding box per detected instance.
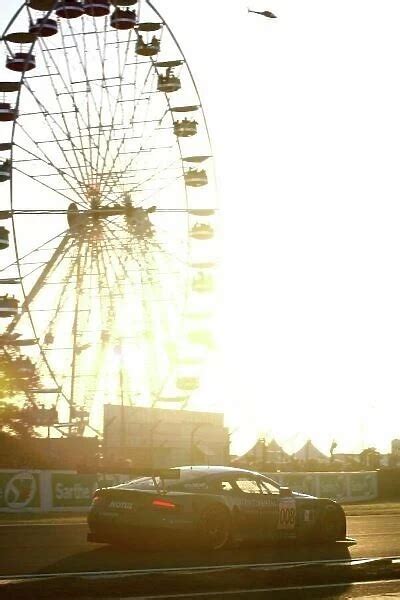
[198,504,231,550]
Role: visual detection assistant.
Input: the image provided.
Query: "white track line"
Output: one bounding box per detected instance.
[348,514,400,517]
[0,556,396,583]
[125,579,400,599]
[0,522,86,527]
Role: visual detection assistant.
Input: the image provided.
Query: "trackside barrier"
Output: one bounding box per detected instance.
[0,470,129,512]
[264,472,378,503]
[0,469,378,512]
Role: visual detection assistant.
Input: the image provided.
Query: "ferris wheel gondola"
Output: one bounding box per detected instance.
[0,0,217,435]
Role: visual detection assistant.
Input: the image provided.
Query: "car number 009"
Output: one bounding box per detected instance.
[278,499,296,530]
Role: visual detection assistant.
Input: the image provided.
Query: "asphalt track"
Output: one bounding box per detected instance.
[1,514,400,577]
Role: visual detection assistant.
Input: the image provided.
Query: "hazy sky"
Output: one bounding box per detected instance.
[3,1,400,455]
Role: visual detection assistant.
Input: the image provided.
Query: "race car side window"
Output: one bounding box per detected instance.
[259,478,280,495]
[206,478,234,493]
[220,480,234,492]
[259,480,280,495]
[235,478,263,494]
[215,480,234,493]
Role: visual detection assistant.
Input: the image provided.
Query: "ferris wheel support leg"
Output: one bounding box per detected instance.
[69,238,90,434]
[6,234,71,334]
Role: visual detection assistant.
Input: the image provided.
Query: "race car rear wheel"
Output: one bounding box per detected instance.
[318,505,345,542]
[198,504,231,551]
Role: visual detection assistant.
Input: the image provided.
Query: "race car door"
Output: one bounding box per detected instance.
[230,476,276,541]
[259,477,297,539]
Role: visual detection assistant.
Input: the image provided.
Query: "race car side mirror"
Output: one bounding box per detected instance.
[279,486,292,497]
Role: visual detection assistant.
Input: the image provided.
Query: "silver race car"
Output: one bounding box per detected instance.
[88,466,349,550]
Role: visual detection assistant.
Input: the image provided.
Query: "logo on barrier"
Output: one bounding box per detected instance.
[4,471,37,509]
[319,474,347,500]
[349,473,376,498]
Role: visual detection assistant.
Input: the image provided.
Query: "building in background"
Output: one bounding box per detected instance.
[391,440,400,466]
[103,405,229,468]
[0,435,100,470]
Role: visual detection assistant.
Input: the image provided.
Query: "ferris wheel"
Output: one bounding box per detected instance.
[0,0,216,435]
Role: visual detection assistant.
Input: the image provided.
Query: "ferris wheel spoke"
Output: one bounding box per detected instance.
[95,28,172,200]
[42,20,116,185]
[36,36,93,187]
[62,17,117,181]
[0,226,72,277]
[73,239,104,411]
[6,239,74,404]
[69,237,92,408]
[132,159,182,196]
[100,223,178,397]
[31,30,122,195]
[13,134,89,208]
[103,220,185,326]
[90,237,130,404]
[24,246,82,394]
[96,45,153,200]
[105,216,188,268]
[131,172,186,209]
[41,250,80,340]
[100,120,173,206]
[100,147,182,208]
[92,18,116,180]
[100,169,178,209]
[127,245,170,396]
[99,165,183,212]
[20,80,92,204]
[88,27,138,192]
[56,26,92,184]
[138,241,184,398]
[78,18,96,173]
[7,234,74,330]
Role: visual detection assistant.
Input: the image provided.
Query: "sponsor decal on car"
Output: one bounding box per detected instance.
[108,501,135,510]
[183,482,208,491]
[303,508,314,523]
[277,498,296,530]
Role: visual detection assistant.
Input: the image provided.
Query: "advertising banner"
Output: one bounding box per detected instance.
[348,472,377,501]
[266,471,378,502]
[278,473,318,497]
[318,473,348,501]
[51,473,97,508]
[51,472,130,509]
[0,470,40,510]
[0,469,378,511]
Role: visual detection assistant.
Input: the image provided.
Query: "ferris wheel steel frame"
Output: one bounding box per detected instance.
[0,0,217,436]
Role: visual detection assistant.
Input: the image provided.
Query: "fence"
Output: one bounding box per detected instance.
[0,469,378,512]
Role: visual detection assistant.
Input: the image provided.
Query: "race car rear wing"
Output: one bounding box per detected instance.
[130,469,181,494]
[77,466,180,479]
[127,468,181,479]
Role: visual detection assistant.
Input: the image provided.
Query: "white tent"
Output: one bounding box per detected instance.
[233,438,290,465]
[294,440,328,462]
